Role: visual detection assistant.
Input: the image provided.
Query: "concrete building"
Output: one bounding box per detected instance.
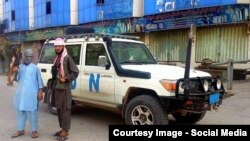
[0,0,250,71]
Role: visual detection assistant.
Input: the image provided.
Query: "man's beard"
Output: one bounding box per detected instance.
[56,49,64,55]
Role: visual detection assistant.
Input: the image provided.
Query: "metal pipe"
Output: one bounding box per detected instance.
[183,36,193,96]
[206,58,250,91]
[183,0,196,95]
[209,59,250,67]
[233,59,250,63]
[227,58,233,90]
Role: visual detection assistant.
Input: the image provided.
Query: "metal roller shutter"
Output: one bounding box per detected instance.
[148,29,189,62]
[196,24,248,63]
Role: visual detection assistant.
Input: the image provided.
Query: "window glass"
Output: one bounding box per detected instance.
[46,2,51,14]
[39,44,81,65]
[111,42,156,64]
[11,10,15,21]
[39,44,55,64]
[65,44,81,64]
[85,44,107,66]
[97,0,104,5]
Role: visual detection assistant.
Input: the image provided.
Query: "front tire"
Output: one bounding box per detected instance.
[125,95,168,125]
[172,111,206,124]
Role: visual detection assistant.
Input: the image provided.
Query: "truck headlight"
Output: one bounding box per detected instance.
[215,78,222,90]
[160,80,176,92]
[203,80,209,92]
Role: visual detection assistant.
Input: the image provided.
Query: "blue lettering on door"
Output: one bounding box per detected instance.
[89,73,100,92]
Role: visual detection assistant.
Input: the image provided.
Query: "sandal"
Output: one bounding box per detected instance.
[11,130,25,138]
[53,130,69,137]
[56,136,68,141]
[53,130,62,136]
[7,82,13,86]
[31,131,39,138]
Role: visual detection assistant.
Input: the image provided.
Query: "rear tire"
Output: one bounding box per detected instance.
[125,95,168,125]
[172,111,206,124]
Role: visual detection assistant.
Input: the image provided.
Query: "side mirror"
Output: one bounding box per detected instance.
[98,55,107,67]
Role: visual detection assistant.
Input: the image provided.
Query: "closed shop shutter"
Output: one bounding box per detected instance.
[196,24,248,63]
[148,29,189,62]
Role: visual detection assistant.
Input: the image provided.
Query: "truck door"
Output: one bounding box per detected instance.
[77,43,115,103]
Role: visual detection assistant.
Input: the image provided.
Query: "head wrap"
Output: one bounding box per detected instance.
[23,48,34,65]
[54,38,65,46]
[53,38,68,78]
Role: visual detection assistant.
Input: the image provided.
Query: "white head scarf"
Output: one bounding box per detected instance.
[53,38,68,77]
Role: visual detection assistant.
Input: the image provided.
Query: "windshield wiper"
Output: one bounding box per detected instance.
[140,61,157,64]
[119,60,142,65]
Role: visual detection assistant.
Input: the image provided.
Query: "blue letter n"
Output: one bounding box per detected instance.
[89,73,100,92]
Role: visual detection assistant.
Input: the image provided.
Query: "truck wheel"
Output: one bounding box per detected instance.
[172,111,206,124]
[46,89,57,115]
[125,95,168,125]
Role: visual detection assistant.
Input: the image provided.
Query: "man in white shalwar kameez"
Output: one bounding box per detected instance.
[11,49,43,139]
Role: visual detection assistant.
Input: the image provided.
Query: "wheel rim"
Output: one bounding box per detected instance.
[131,105,154,125]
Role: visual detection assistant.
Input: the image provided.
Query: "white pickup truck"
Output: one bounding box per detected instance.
[38,33,224,125]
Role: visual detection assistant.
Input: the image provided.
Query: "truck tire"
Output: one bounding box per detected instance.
[172,111,206,124]
[125,95,168,125]
[46,88,57,115]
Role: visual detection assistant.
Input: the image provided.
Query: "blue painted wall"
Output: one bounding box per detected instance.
[145,0,237,15]
[78,0,133,24]
[3,0,29,32]
[2,0,242,33]
[78,0,96,23]
[34,0,70,29]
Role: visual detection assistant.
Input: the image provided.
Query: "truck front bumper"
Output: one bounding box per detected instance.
[159,76,225,113]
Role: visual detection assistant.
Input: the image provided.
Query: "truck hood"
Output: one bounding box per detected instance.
[121,64,210,80]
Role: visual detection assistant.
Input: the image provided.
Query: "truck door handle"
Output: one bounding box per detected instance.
[41,69,47,72]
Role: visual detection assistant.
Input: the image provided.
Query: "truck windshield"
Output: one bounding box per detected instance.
[110,42,157,65]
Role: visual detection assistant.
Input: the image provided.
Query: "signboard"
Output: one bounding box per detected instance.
[72,5,249,34]
[136,5,249,32]
[145,0,238,15]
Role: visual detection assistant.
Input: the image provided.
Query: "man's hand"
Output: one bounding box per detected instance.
[59,76,66,83]
[37,90,43,102]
